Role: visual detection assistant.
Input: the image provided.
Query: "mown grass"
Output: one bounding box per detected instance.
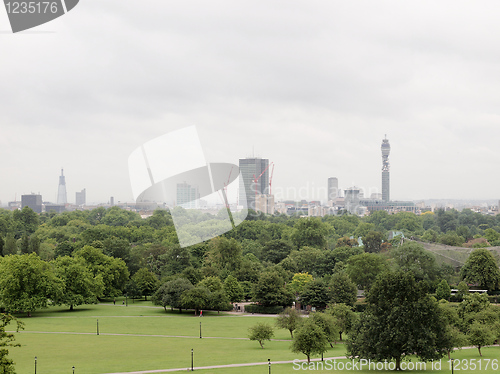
[6,300,500,373]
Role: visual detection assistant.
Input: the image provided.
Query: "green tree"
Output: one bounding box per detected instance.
[346,252,388,291]
[311,312,340,347]
[327,303,357,341]
[346,271,448,370]
[467,321,496,357]
[248,323,274,349]
[2,236,16,256]
[54,242,74,258]
[460,248,500,291]
[0,254,63,316]
[12,206,39,235]
[74,245,130,297]
[262,239,293,264]
[160,244,191,276]
[0,313,24,374]
[223,275,244,303]
[436,279,451,301]
[152,278,193,313]
[0,236,4,257]
[252,272,294,307]
[362,231,383,253]
[180,286,210,315]
[290,217,328,249]
[198,276,224,292]
[329,271,357,306]
[300,279,329,309]
[456,281,469,301]
[28,235,40,255]
[288,272,314,295]
[443,325,468,360]
[275,307,302,338]
[53,256,104,310]
[19,234,30,254]
[131,268,159,301]
[208,290,231,313]
[205,237,243,273]
[291,318,329,363]
[391,241,439,284]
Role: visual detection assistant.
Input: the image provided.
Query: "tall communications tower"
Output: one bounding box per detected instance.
[381,136,390,202]
[57,168,68,205]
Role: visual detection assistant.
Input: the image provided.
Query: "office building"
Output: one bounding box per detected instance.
[21,194,42,213]
[57,169,67,205]
[239,157,269,210]
[255,194,274,214]
[344,187,362,215]
[176,182,200,209]
[381,136,390,202]
[76,188,86,206]
[327,177,339,202]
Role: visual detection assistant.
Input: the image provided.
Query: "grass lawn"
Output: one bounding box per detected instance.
[6,300,500,373]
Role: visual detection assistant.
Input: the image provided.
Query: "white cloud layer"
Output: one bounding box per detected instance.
[1,1,500,204]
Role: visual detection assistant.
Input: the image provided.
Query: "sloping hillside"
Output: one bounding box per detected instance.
[407,239,500,267]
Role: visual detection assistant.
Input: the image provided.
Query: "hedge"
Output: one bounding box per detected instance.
[244,304,285,314]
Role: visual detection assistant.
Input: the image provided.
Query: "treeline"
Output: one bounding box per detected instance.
[0,206,499,316]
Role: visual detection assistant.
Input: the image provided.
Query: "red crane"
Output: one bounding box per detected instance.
[252,162,274,202]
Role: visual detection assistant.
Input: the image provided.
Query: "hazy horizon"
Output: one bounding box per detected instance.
[2,1,500,204]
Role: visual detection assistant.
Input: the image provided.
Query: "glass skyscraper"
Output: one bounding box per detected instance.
[238,158,269,210]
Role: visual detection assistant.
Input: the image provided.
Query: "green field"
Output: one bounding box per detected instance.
[6,301,500,374]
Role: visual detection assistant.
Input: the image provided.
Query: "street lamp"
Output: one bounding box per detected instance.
[126,294,128,307]
[451,359,454,374]
[72,366,75,374]
[191,349,194,371]
[34,356,37,374]
[97,319,99,335]
[199,322,202,339]
[268,359,271,374]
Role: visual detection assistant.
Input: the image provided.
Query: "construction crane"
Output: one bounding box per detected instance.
[252,162,274,202]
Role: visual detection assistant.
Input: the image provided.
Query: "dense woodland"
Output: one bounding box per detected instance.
[0,206,500,371]
[0,206,499,316]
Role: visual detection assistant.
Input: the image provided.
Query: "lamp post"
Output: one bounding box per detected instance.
[126,294,128,307]
[72,366,75,374]
[34,356,37,374]
[268,359,271,374]
[451,359,454,374]
[97,319,99,335]
[191,349,194,371]
[199,322,202,339]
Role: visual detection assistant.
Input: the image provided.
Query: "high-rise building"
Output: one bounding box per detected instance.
[344,187,361,214]
[239,158,269,210]
[76,188,86,206]
[57,169,67,205]
[21,194,42,213]
[176,182,200,209]
[327,177,338,201]
[381,136,390,202]
[255,194,275,214]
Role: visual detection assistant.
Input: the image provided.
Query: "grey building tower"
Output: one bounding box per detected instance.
[239,157,269,210]
[381,136,390,202]
[75,188,86,206]
[328,177,339,201]
[57,169,68,205]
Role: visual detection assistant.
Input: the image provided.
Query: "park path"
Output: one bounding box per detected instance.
[102,356,349,374]
[102,345,500,374]
[14,330,292,342]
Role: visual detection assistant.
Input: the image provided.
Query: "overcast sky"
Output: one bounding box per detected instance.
[1,1,500,205]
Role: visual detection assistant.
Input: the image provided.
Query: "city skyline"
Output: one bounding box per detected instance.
[1,1,500,204]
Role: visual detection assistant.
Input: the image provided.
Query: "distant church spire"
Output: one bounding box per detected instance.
[57,168,67,204]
